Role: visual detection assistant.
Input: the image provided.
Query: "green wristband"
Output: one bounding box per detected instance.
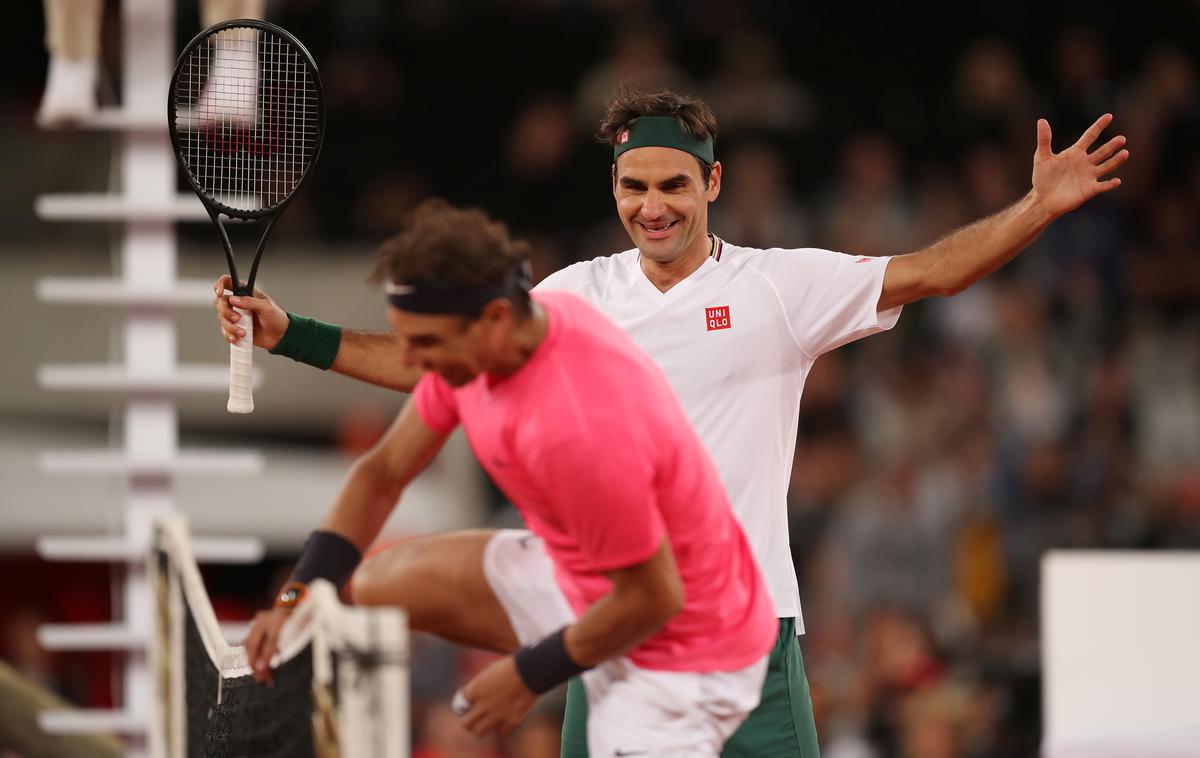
[269,313,343,370]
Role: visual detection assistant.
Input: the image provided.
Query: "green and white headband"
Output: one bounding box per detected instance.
[613,116,715,165]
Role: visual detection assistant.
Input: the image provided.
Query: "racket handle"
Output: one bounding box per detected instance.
[228,306,254,414]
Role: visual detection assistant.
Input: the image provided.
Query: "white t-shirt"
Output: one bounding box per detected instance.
[535,237,902,628]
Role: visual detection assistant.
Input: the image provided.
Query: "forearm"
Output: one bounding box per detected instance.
[318,455,405,552]
[318,401,447,551]
[913,190,1054,297]
[879,192,1054,310]
[329,329,423,392]
[562,585,678,668]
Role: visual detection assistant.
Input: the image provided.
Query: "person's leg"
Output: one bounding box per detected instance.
[720,618,821,757]
[200,0,265,27]
[44,0,102,58]
[38,0,104,124]
[350,529,520,654]
[559,677,590,758]
[185,0,265,130]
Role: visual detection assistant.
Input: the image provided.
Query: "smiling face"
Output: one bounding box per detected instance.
[613,147,722,264]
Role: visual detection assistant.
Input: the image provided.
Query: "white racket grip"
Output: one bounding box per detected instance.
[228,305,254,413]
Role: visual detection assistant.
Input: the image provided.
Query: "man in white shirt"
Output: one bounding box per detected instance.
[214,88,1126,757]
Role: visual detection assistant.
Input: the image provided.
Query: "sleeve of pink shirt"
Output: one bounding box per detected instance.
[412,373,460,433]
[532,429,666,573]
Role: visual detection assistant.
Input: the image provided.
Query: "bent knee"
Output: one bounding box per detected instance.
[348,544,412,607]
[348,552,379,606]
[346,534,481,613]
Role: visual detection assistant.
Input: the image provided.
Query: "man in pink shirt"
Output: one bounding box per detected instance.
[244,199,776,756]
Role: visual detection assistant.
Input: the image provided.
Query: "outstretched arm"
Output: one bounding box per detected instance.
[879,113,1128,311]
[213,275,424,392]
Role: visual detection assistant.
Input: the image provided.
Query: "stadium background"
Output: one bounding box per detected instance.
[1,1,1198,756]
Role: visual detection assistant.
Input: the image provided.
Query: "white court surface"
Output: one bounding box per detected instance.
[1041,551,1200,758]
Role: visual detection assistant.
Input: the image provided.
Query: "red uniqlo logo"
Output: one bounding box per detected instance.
[706,306,731,331]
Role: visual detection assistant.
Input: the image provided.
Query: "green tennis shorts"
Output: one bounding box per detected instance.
[559,617,820,757]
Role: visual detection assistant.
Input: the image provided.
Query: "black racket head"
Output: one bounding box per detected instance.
[168,19,325,220]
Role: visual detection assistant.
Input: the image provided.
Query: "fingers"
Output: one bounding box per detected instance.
[462,704,495,736]
[215,298,245,344]
[1074,112,1114,151]
[1095,147,1129,177]
[1089,134,1127,165]
[1036,118,1052,159]
[213,277,245,345]
[243,612,266,659]
[1096,176,1123,193]
[229,294,272,313]
[243,611,274,684]
[458,680,496,736]
[247,609,287,684]
[212,277,261,298]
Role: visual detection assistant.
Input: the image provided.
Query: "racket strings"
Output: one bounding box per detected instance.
[173,25,320,214]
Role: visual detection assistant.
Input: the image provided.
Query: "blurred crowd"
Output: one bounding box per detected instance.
[5,1,1199,757]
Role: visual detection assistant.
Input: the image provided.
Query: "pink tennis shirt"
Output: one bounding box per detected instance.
[413,290,775,672]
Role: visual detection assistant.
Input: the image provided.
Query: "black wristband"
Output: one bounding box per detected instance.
[513,627,588,695]
[292,530,362,590]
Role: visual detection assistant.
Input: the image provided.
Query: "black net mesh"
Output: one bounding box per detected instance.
[181,577,317,757]
[156,532,404,758]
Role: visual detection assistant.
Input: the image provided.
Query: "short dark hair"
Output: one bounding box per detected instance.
[369,199,532,317]
[597,84,719,185]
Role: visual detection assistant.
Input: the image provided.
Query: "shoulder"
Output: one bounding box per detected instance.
[534,249,639,294]
[721,242,882,280]
[722,242,847,268]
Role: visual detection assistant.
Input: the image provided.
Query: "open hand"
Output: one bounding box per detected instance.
[1031,113,1128,219]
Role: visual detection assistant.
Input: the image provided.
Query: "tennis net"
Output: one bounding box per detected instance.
[151,516,409,758]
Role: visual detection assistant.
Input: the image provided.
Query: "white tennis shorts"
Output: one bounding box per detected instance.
[483,529,768,757]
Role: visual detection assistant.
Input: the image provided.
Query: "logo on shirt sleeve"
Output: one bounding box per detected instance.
[705,305,731,331]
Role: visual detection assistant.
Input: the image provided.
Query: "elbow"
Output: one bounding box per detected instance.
[348,450,405,502]
[652,577,685,626]
[627,578,684,634]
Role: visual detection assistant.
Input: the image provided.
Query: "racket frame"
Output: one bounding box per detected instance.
[167,18,326,297]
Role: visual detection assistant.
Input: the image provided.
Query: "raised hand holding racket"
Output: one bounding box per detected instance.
[169,20,324,413]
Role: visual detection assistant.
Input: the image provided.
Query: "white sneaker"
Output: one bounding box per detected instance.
[175,36,259,130]
[37,55,98,127]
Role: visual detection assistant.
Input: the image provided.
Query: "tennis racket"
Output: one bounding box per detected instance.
[168,19,325,413]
